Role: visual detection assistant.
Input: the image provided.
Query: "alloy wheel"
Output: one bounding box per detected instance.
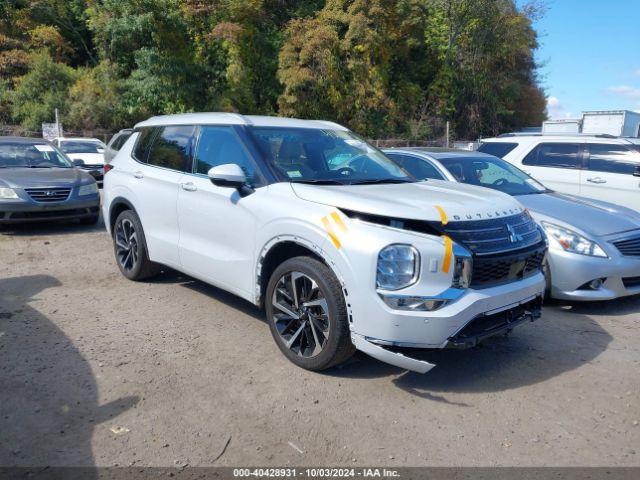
[115,218,139,272]
[271,271,330,358]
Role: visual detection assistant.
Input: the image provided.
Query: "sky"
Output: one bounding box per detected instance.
[523,0,640,119]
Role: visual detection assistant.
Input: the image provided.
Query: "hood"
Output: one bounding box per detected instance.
[517,192,640,237]
[0,167,90,188]
[65,153,105,165]
[291,180,524,222]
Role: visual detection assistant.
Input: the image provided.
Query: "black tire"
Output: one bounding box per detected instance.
[112,209,162,281]
[80,215,100,226]
[265,256,355,371]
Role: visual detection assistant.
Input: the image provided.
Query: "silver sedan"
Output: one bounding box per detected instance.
[384,148,640,301]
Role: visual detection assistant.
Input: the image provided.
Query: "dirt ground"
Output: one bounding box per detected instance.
[1,216,639,468]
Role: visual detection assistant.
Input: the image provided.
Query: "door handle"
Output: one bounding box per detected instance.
[133,171,144,179]
[180,182,197,192]
[586,177,607,184]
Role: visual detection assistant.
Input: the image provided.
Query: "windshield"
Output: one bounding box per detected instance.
[248,127,414,184]
[59,140,105,154]
[0,142,72,168]
[438,156,549,196]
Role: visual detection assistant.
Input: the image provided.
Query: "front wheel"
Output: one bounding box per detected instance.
[113,210,161,281]
[265,256,355,371]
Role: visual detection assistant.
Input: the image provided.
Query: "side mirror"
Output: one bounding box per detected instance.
[208,164,247,189]
[634,165,640,177]
[72,159,85,167]
[97,148,105,154]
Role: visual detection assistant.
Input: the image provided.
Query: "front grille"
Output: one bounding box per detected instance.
[623,277,640,289]
[471,245,545,288]
[25,187,71,203]
[439,212,546,289]
[613,235,640,257]
[441,212,543,255]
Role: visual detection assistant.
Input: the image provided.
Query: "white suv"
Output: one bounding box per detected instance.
[479,134,640,212]
[103,113,547,373]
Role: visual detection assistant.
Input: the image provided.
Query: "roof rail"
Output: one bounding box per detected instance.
[498,132,621,139]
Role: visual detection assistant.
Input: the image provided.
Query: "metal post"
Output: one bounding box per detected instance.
[55,108,62,138]
[445,121,450,148]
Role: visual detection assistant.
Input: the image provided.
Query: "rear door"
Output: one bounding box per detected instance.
[581,143,640,211]
[131,125,195,267]
[520,142,584,194]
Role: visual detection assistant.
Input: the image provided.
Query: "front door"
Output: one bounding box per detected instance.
[177,126,264,299]
[580,143,640,212]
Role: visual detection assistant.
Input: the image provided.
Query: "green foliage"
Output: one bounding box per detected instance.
[0,0,547,139]
[7,51,79,131]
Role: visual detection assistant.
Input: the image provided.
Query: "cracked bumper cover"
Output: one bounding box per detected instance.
[351,295,543,374]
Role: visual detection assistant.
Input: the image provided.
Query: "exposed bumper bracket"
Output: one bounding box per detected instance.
[351,333,436,374]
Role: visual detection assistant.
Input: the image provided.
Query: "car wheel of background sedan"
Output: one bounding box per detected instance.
[113,210,161,281]
[265,256,355,371]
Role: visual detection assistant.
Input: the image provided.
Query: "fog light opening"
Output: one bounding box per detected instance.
[579,278,606,290]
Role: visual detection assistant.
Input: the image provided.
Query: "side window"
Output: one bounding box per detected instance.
[194,126,259,185]
[523,143,582,169]
[587,144,640,175]
[132,127,158,163]
[477,142,518,159]
[147,125,196,171]
[387,154,444,180]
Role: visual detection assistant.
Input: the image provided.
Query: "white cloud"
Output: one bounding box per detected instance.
[546,96,573,120]
[607,85,640,100]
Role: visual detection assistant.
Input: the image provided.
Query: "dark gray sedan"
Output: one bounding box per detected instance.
[0,137,100,225]
[384,147,640,301]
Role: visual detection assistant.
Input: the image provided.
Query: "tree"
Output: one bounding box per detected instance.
[8,51,78,131]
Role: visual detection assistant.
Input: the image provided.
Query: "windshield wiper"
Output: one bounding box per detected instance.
[290,179,346,185]
[349,178,414,185]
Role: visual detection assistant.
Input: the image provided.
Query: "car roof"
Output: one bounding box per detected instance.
[384,147,494,161]
[481,134,635,143]
[56,137,102,142]
[0,136,50,144]
[134,113,349,131]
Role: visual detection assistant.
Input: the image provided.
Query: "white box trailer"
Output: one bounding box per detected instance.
[581,110,640,137]
[542,118,582,134]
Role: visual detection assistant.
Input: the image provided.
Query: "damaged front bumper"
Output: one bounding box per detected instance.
[351,295,543,374]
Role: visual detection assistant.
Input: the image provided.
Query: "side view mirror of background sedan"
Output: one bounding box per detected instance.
[72,159,85,167]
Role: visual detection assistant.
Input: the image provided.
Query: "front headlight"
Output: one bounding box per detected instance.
[78,183,98,196]
[541,222,607,258]
[376,244,419,290]
[0,187,19,199]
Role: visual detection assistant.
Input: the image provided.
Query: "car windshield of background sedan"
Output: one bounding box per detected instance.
[248,127,414,185]
[59,141,104,154]
[438,156,549,196]
[0,142,72,169]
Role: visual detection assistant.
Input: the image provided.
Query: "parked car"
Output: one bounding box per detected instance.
[103,113,547,374]
[53,137,107,186]
[0,137,100,225]
[384,148,640,301]
[477,134,640,212]
[105,129,133,164]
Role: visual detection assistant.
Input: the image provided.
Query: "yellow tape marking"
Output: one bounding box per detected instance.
[435,205,449,225]
[442,236,453,273]
[330,211,348,233]
[322,216,341,249]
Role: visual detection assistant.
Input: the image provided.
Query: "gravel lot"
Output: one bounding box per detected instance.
[1,216,639,468]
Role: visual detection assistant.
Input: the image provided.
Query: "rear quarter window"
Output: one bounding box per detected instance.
[132,127,159,163]
[477,142,518,158]
[146,125,196,171]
